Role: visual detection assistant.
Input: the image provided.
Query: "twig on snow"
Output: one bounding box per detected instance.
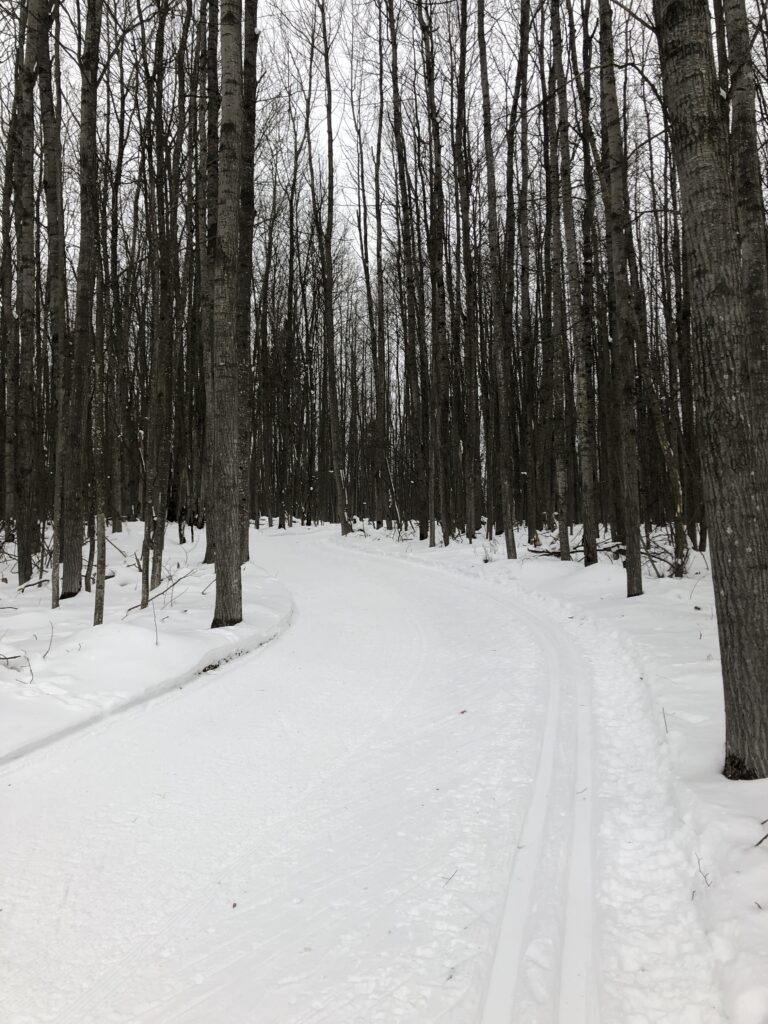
[107,536,128,558]
[695,853,712,887]
[124,569,196,615]
[17,576,50,592]
[43,621,54,659]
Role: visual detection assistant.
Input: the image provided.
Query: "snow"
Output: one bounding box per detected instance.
[344,523,768,1023]
[0,526,292,764]
[0,521,766,1023]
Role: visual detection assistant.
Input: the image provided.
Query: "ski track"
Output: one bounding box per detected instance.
[0,529,725,1023]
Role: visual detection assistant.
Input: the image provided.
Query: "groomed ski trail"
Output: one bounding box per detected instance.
[480,600,599,1024]
[0,527,725,1023]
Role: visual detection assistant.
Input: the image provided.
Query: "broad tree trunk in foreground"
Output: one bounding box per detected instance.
[722,0,768,434]
[656,0,768,778]
[211,0,243,627]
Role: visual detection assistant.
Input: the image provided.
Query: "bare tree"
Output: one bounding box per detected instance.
[211,0,244,626]
[656,0,768,777]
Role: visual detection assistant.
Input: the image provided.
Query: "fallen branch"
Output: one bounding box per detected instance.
[124,569,196,615]
[17,576,51,592]
[43,621,54,660]
[642,538,665,579]
[107,536,128,558]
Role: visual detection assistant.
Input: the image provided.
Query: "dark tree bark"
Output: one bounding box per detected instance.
[211,0,243,626]
[545,63,571,562]
[62,0,103,600]
[202,0,220,564]
[236,0,259,562]
[722,0,768,430]
[598,0,642,596]
[478,0,516,557]
[385,0,428,538]
[554,0,598,566]
[15,0,38,585]
[310,0,352,537]
[39,2,71,607]
[656,0,768,778]
[417,0,451,546]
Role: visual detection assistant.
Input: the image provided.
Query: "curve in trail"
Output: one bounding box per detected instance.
[320,532,725,1024]
[0,529,725,1024]
[0,530,543,1024]
[0,567,293,769]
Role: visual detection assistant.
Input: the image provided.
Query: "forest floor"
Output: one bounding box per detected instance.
[0,522,766,1023]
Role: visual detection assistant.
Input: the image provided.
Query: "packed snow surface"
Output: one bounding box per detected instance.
[0,523,765,1022]
[0,529,292,764]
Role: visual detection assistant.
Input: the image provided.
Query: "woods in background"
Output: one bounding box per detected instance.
[1,0,767,775]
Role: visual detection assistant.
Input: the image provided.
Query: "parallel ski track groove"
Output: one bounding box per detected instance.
[17,536,599,1024]
[337,537,600,1024]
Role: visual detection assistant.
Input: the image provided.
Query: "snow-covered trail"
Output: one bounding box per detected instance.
[0,529,724,1023]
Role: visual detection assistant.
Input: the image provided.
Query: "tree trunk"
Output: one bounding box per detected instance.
[656,0,768,778]
[417,0,451,546]
[62,0,103,600]
[478,0,516,557]
[598,0,642,595]
[15,0,38,585]
[722,0,768,432]
[236,0,258,562]
[39,3,70,608]
[554,0,598,566]
[211,0,243,626]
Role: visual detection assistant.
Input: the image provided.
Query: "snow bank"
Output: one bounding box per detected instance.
[337,521,768,1024]
[0,524,293,764]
